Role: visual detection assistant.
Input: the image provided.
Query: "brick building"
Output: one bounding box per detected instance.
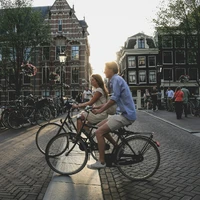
[0,0,91,103]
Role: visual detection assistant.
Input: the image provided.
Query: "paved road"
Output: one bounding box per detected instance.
[100,111,200,200]
[0,125,52,200]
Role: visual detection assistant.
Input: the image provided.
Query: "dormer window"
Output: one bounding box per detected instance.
[138,38,145,49]
[58,19,62,32]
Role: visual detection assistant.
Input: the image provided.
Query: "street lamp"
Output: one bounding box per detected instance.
[58,52,67,99]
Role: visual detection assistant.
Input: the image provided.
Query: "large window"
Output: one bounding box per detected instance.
[9,69,15,84]
[149,70,156,83]
[42,47,50,60]
[71,46,79,60]
[42,67,50,84]
[188,68,198,80]
[175,51,185,64]
[176,68,186,81]
[58,19,62,32]
[187,36,198,48]
[72,67,79,83]
[148,56,156,67]
[128,56,136,68]
[163,51,173,64]
[162,36,173,48]
[175,36,185,48]
[187,51,197,64]
[138,56,146,67]
[56,46,66,60]
[128,71,136,84]
[139,71,147,83]
[163,68,173,80]
[138,38,145,49]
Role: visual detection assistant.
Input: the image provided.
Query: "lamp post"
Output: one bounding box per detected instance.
[58,52,67,99]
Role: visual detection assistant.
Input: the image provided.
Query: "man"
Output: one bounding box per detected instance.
[151,86,158,111]
[166,87,174,111]
[87,61,136,169]
[181,87,190,117]
[82,87,92,102]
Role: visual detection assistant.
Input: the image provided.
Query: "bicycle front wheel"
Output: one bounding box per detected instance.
[45,133,88,175]
[36,123,67,154]
[116,135,160,181]
[35,106,51,126]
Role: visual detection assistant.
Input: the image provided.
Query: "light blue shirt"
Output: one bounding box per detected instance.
[109,74,136,121]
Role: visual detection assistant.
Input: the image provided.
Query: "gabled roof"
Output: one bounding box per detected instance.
[129,32,152,38]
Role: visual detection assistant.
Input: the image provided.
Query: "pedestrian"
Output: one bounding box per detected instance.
[173,86,184,119]
[143,89,151,110]
[181,87,190,117]
[166,87,174,111]
[157,89,162,110]
[151,86,158,111]
[82,87,92,102]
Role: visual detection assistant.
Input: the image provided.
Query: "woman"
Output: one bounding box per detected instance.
[173,87,184,119]
[73,74,108,132]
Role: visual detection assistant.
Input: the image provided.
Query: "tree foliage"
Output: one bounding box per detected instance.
[0,0,50,96]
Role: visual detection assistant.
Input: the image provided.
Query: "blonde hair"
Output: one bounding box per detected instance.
[105,62,119,74]
[91,74,108,98]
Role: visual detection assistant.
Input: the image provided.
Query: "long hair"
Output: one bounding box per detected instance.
[91,74,108,98]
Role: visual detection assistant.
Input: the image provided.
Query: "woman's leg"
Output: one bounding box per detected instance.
[175,102,179,119]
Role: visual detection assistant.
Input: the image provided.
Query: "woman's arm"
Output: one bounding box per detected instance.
[74,91,102,108]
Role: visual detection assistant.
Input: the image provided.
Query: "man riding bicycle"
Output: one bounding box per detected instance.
[88,61,137,169]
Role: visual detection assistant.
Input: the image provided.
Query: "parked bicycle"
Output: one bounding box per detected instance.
[44,105,161,181]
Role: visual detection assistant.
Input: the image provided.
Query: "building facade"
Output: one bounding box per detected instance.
[0,0,91,104]
[156,30,200,95]
[117,33,159,97]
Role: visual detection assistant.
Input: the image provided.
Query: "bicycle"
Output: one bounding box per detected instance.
[44,105,161,181]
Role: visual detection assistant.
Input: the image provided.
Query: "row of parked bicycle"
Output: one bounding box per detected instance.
[0,94,77,130]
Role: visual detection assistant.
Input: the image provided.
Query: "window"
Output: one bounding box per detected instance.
[128,56,136,68]
[148,56,156,67]
[72,67,79,83]
[24,47,31,61]
[42,67,50,84]
[58,19,62,32]
[56,46,66,60]
[42,91,50,97]
[9,91,16,102]
[188,68,198,80]
[162,36,173,48]
[138,56,146,67]
[24,75,30,84]
[71,46,79,60]
[139,71,147,83]
[138,38,145,49]
[128,71,136,84]
[55,68,61,84]
[42,47,50,60]
[163,68,173,80]
[175,51,185,64]
[149,70,156,83]
[175,68,186,81]
[9,69,15,84]
[55,91,60,97]
[175,36,185,48]
[187,51,197,64]
[163,51,173,64]
[187,36,198,48]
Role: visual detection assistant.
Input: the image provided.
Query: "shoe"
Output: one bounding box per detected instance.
[87,161,106,169]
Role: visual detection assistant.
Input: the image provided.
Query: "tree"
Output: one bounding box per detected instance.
[0,0,50,97]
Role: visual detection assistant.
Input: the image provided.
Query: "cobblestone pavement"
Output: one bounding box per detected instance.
[0,125,53,200]
[100,111,200,200]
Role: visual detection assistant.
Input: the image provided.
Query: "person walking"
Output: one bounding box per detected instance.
[174,87,184,119]
[143,89,151,110]
[166,87,174,111]
[157,89,162,110]
[82,87,92,102]
[181,87,190,117]
[151,86,158,111]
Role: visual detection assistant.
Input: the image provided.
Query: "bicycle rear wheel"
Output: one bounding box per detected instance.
[36,123,67,154]
[35,106,51,126]
[116,135,160,181]
[45,133,88,175]
[8,110,23,129]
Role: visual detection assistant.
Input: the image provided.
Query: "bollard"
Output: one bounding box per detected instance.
[137,90,141,110]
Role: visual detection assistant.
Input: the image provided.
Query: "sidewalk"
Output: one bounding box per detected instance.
[143,109,200,134]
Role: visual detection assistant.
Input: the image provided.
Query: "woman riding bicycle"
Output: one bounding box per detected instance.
[72,74,108,132]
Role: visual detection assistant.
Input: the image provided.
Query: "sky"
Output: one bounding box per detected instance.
[32,0,163,76]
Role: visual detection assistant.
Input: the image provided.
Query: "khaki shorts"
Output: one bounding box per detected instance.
[106,114,135,131]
